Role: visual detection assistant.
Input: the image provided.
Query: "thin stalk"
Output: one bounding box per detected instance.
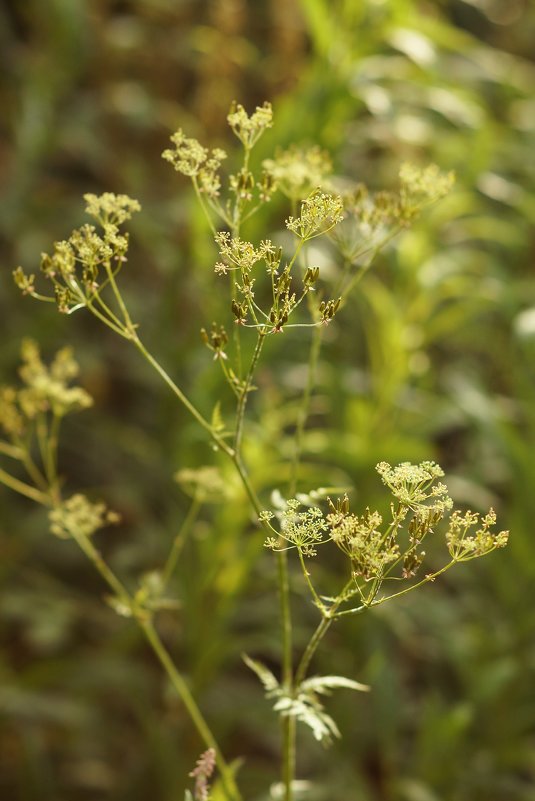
[294,579,361,688]
[104,261,137,333]
[131,336,234,459]
[70,529,240,801]
[70,529,131,607]
[294,616,332,689]
[127,328,267,534]
[141,619,241,801]
[278,548,294,801]
[86,297,131,338]
[288,325,323,496]
[281,271,321,801]
[44,412,61,504]
[234,330,266,453]
[219,356,240,399]
[370,561,455,606]
[0,441,24,459]
[92,290,129,333]
[297,549,324,611]
[162,495,201,588]
[192,177,218,236]
[0,467,51,506]
[21,447,48,492]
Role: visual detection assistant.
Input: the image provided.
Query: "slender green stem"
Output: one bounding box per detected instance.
[127,325,268,536]
[278,552,293,688]
[278,548,294,801]
[294,579,361,688]
[278,240,321,801]
[70,529,240,801]
[44,412,61,504]
[288,325,323,496]
[219,356,240,398]
[140,619,241,801]
[70,529,131,607]
[162,495,201,588]
[370,561,455,606]
[297,549,324,611]
[0,440,24,459]
[0,467,51,506]
[131,335,234,459]
[294,616,332,689]
[234,331,266,453]
[20,434,48,491]
[35,415,52,485]
[92,289,129,333]
[104,261,136,333]
[86,297,131,338]
[192,177,218,236]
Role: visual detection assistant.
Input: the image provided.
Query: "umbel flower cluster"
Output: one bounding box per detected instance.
[14,101,455,346]
[0,341,116,537]
[263,461,508,609]
[14,194,141,333]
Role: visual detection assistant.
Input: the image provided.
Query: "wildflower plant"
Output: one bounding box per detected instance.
[4,102,508,801]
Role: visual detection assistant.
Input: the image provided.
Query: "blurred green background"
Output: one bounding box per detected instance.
[1,1,535,799]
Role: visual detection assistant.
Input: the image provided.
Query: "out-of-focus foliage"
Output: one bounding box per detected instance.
[1,1,534,800]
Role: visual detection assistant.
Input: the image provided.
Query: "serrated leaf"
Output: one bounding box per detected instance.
[243,654,280,693]
[274,695,340,743]
[300,674,370,694]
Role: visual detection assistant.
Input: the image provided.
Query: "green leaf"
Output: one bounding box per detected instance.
[273,694,340,743]
[243,654,280,693]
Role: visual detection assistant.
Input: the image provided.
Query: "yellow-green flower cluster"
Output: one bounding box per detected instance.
[286,189,344,241]
[0,340,92,440]
[446,508,509,561]
[263,146,332,200]
[263,461,508,600]
[14,193,140,316]
[174,465,231,503]
[49,493,119,539]
[227,101,273,149]
[328,506,400,581]
[376,460,453,515]
[399,162,455,204]
[162,131,227,199]
[264,499,329,557]
[215,232,273,273]
[84,192,141,225]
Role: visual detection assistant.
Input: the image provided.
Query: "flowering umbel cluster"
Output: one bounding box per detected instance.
[49,493,119,540]
[330,163,455,264]
[0,339,92,437]
[14,193,140,323]
[264,461,508,608]
[0,341,118,543]
[262,145,333,201]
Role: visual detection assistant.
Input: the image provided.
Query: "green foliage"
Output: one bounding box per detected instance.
[243,655,368,745]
